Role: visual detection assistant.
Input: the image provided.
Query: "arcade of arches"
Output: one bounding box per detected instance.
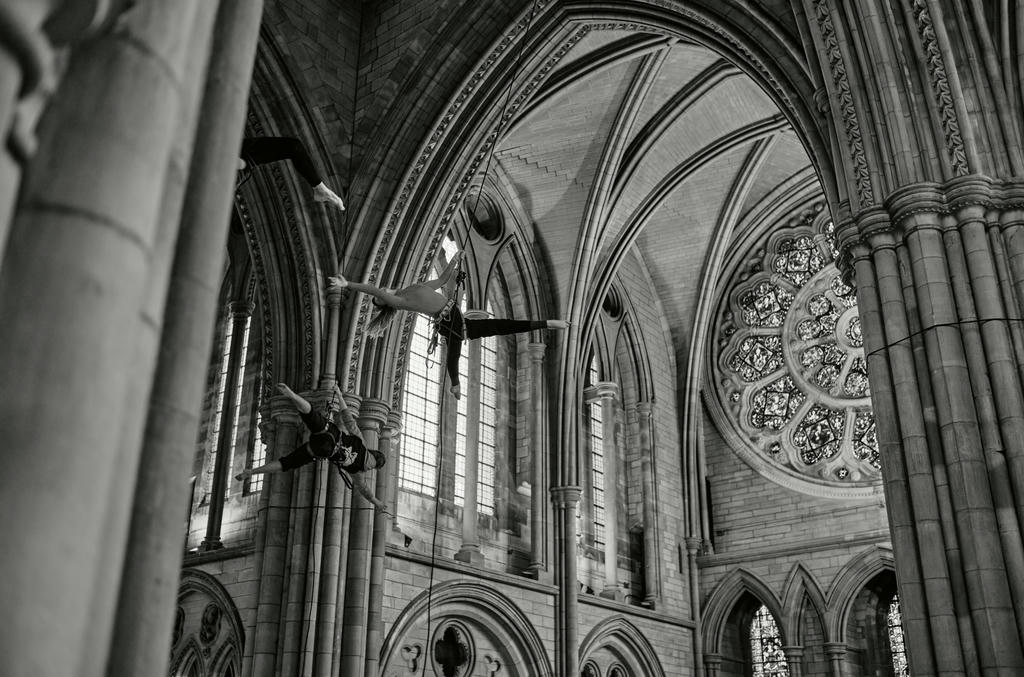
[3,2,1024,676]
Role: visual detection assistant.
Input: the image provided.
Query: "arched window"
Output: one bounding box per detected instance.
[887,594,910,676]
[399,313,442,496]
[588,356,606,548]
[454,314,498,515]
[750,604,788,676]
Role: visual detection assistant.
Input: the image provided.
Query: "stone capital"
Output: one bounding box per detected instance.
[635,400,654,419]
[550,485,582,508]
[584,381,618,403]
[684,536,703,556]
[527,341,547,361]
[269,397,302,425]
[702,653,723,668]
[823,642,847,658]
[464,308,489,320]
[357,397,390,429]
[782,645,805,660]
[228,299,254,319]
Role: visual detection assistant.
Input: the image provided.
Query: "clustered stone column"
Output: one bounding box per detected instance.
[636,400,661,607]
[0,1,267,675]
[250,403,300,677]
[822,642,846,677]
[455,309,488,565]
[527,341,548,577]
[339,398,389,677]
[365,410,400,676]
[551,484,582,677]
[782,645,804,677]
[841,177,1024,675]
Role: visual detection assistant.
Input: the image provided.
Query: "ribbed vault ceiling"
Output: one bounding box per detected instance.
[493,30,816,360]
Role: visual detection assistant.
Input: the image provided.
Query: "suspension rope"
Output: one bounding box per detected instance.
[462,0,540,252]
[420,1,541,670]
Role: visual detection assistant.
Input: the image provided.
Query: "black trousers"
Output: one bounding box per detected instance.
[437,306,545,388]
[240,136,321,186]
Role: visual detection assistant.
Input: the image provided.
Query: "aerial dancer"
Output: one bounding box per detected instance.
[331,251,568,399]
[238,136,346,211]
[235,382,389,513]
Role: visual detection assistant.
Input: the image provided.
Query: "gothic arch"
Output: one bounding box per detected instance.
[380,581,553,677]
[578,616,666,677]
[170,570,246,677]
[826,544,895,642]
[702,567,787,652]
[340,1,826,409]
[780,562,829,644]
[232,29,348,393]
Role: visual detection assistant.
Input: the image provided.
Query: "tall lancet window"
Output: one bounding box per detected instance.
[887,594,910,676]
[750,605,788,676]
[588,357,606,547]
[399,315,441,496]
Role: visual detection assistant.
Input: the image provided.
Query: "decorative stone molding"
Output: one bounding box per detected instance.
[910,0,969,176]
[811,0,874,206]
[550,485,582,509]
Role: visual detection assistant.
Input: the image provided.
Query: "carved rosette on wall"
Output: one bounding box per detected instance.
[710,206,882,498]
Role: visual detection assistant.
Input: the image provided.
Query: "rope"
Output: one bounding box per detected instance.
[419,1,542,669]
[464,0,541,251]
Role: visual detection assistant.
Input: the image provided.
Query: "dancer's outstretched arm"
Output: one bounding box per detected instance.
[336,392,362,439]
[424,250,464,290]
[328,275,405,307]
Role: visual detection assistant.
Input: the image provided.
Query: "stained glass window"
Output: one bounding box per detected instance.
[888,595,911,676]
[714,212,882,492]
[750,605,789,677]
[399,315,441,495]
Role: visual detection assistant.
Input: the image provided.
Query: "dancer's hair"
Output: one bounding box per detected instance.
[365,298,399,337]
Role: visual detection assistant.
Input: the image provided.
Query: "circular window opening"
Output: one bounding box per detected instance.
[465,192,503,241]
[602,287,623,319]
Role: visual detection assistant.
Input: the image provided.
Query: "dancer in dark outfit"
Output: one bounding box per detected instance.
[235,383,389,512]
[238,136,346,211]
[330,251,568,399]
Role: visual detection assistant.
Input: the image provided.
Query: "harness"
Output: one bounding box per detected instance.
[427,268,468,355]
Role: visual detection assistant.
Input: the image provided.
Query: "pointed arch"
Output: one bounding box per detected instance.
[826,544,895,642]
[578,615,666,677]
[702,567,787,652]
[780,562,828,644]
[381,581,553,677]
[169,637,204,677]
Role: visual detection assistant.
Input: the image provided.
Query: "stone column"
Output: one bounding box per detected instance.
[839,178,1024,675]
[552,485,581,677]
[252,405,300,677]
[527,341,548,576]
[782,645,804,677]
[823,642,846,677]
[589,381,621,600]
[319,281,343,391]
[338,398,388,677]
[0,2,125,254]
[685,536,703,676]
[0,3,206,676]
[636,401,661,607]
[106,0,257,672]
[702,653,722,677]
[455,309,487,565]
[365,409,398,677]
[202,300,254,549]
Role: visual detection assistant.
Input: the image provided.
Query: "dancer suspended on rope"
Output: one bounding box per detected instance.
[237,136,346,211]
[329,251,568,399]
[235,382,390,514]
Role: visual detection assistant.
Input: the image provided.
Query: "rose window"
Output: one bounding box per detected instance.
[713,212,881,496]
